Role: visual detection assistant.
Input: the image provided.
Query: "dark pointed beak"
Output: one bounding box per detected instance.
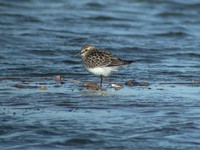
[75,52,81,57]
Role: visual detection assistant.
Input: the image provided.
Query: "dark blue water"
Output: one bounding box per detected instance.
[1,0,200,149]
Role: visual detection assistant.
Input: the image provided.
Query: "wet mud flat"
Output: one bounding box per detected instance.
[0,76,153,120]
[0,76,198,91]
[1,76,199,112]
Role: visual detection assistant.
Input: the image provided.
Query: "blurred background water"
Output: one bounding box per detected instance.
[0,0,200,149]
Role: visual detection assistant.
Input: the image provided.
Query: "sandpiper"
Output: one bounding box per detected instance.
[77,45,133,87]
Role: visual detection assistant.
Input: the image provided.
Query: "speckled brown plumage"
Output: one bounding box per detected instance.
[83,50,132,68]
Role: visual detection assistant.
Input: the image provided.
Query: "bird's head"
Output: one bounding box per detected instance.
[76,45,97,57]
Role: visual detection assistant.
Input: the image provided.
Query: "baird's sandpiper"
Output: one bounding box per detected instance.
[77,45,133,87]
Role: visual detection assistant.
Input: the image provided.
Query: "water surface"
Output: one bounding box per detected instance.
[1,0,200,149]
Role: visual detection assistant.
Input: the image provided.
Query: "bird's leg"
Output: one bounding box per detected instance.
[100,75,103,87]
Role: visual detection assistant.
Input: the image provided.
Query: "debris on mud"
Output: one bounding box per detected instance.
[55,75,65,84]
[12,84,27,89]
[83,82,106,91]
[55,75,63,81]
[125,80,149,87]
[111,84,123,90]
[40,86,47,90]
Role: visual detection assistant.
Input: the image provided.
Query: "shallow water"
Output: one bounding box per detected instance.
[1,0,200,149]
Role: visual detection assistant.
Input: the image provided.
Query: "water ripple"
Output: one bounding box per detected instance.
[1,0,200,149]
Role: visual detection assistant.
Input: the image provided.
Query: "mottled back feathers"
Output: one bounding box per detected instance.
[83,50,132,68]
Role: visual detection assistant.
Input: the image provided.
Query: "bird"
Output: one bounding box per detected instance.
[76,45,133,87]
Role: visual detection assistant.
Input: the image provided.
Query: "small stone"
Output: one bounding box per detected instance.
[111,84,122,90]
[83,82,106,91]
[125,80,138,86]
[13,84,27,89]
[125,80,149,87]
[55,75,63,81]
[40,86,47,90]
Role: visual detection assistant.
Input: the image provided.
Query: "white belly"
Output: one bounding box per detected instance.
[86,66,119,77]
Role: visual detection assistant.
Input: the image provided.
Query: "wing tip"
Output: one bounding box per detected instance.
[124,60,134,65]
